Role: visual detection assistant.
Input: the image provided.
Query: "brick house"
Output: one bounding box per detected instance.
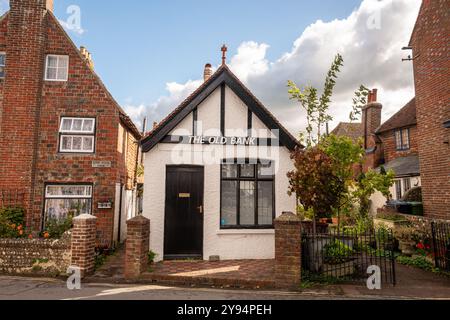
[409,0,449,220]
[332,0,449,220]
[331,90,420,208]
[0,0,142,246]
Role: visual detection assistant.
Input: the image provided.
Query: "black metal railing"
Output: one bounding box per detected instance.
[302,227,396,285]
[431,222,450,271]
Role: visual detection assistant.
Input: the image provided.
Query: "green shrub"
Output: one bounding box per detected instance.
[0,207,25,225]
[43,215,73,239]
[148,251,157,264]
[397,255,434,271]
[0,207,26,238]
[324,239,354,264]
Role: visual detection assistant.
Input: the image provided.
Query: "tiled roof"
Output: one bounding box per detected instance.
[377,155,420,177]
[376,98,416,134]
[330,122,363,142]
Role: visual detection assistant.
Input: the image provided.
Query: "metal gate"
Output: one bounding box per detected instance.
[431,222,450,271]
[302,228,396,285]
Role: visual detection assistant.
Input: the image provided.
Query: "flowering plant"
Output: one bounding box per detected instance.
[415,240,432,257]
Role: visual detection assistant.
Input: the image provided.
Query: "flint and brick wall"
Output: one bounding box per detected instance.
[411,0,450,219]
[0,233,71,275]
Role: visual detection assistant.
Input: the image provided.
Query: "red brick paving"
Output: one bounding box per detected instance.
[142,260,276,289]
[89,246,276,289]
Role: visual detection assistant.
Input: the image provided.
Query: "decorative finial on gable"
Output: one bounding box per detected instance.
[221,44,228,66]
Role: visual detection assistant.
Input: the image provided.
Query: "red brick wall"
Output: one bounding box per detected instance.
[378,126,419,164]
[0,14,6,139]
[31,14,122,245]
[0,0,49,219]
[0,2,140,246]
[410,0,450,219]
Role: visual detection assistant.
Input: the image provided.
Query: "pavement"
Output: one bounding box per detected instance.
[0,271,449,300]
[0,276,395,300]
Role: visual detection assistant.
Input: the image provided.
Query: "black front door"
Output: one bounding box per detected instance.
[164,166,204,259]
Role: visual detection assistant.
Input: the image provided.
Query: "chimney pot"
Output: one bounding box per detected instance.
[372,89,378,102]
[46,0,54,12]
[204,63,213,82]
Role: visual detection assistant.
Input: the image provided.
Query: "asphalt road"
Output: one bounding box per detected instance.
[0,276,389,300]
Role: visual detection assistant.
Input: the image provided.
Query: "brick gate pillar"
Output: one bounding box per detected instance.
[125,215,150,279]
[274,212,302,289]
[71,214,97,277]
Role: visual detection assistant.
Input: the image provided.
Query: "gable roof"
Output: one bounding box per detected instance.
[46,12,142,139]
[330,122,362,142]
[141,65,302,152]
[376,98,416,134]
[0,10,141,139]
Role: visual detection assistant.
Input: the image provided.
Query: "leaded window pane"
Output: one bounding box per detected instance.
[221,181,237,226]
[240,181,255,225]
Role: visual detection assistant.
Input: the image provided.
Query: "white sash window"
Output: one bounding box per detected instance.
[59,117,96,153]
[45,54,69,81]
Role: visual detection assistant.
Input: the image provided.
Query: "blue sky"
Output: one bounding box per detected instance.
[51,0,361,104]
[1,0,421,133]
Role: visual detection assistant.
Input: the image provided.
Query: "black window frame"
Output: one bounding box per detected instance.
[395,128,410,151]
[220,159,275,230]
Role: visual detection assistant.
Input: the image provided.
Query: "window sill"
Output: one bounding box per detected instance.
[216,229,275,235]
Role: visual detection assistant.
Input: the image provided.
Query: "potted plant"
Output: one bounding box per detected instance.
[394,226,416,256]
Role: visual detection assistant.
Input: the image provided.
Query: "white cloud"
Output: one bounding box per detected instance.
[0,0,9,15]
[125,0,422,135]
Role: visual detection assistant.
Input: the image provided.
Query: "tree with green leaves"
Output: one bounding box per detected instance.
[287,54,394,232]
[350,85,370,122]
[288,54,343,147]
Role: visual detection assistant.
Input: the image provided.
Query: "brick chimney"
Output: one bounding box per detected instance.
[203,63,212,82]
[362,88,382,150]
[80,46,95,70]
[46,0,54,12]
[0,0,52,225]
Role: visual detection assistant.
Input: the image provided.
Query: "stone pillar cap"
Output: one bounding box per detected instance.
[275,211,301,222]
[73,214,97,221]
[126,215,150,224]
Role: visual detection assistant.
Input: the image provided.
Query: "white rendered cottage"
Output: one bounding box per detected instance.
[141,58,301,261]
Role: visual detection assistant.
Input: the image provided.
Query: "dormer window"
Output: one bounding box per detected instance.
[395,128,410,151]
[0,52,5,78]
[45,54,69,81]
